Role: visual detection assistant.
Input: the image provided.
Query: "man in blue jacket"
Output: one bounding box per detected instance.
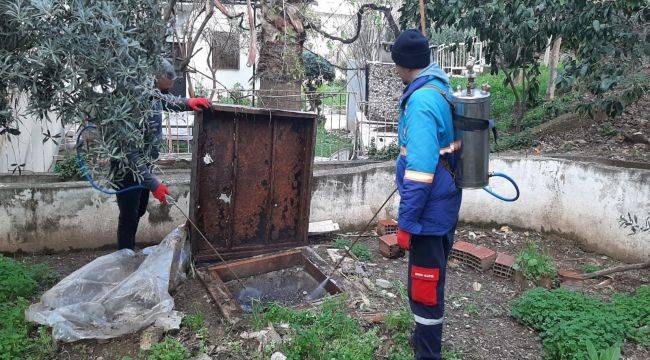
[391,29,462,360]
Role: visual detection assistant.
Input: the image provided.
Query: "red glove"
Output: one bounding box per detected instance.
[397,229,411,251]
[187,97,211,111]
[152,183,170,205]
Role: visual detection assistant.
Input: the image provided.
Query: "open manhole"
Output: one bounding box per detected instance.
[197,248,342,323]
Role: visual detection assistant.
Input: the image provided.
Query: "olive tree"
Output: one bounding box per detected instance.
[0,0,166,176]
[399,0,649,121]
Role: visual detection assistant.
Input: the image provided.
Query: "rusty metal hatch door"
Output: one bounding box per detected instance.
[189,105,317,262]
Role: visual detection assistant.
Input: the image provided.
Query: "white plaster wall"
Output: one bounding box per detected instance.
[0,92,62,173]
[1,157,648,262]
[459,156,650,262]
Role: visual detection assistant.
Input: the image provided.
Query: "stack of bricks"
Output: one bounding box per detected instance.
[493,252,516,278]
[376,219,398,236]
[450,241,497,272]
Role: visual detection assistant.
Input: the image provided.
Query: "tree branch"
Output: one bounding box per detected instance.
[163,0,178,22]
[179,7,215,71]
[304,4,400,44]
[580,261,650,280]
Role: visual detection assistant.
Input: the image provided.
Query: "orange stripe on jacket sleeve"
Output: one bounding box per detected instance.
[404,170,434,183]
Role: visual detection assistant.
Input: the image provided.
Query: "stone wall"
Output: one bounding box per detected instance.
[366,62,402,126]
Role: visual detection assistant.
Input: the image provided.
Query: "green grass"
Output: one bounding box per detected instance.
[253,297,380,359]
[315,121,352,158]
[332,238,372,261]
[581,264,601,274]
[0,256,59,359]
[181,313,204,332]
[510,286,650,360]
[147,337,190,360]
[251,282,447,360]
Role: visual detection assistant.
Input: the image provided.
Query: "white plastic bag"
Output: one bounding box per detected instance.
[26,225,189,342]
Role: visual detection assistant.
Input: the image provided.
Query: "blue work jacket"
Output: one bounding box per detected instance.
[396,63,462,236]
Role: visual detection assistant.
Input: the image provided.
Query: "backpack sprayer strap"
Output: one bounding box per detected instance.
[418,84,498,144]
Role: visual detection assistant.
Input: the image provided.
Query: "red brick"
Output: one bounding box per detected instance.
[493,252,516,278]
[379,234,404,259]
[495,252,516,267]
[452,241,476,253]
[377,219,398,235]
[450,241,476,266]
[468,246,497,271]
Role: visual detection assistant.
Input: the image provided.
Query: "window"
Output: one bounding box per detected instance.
[211,32,240,70]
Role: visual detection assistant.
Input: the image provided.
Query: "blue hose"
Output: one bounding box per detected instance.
[76,125,147,195]
[483,172,520,202]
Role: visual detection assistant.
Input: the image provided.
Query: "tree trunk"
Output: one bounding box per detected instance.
[546,36,562,100]
[256,0,307,111]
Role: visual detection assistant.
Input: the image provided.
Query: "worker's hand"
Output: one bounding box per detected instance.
[397,229,411,251]
[152,183,170,205]
[187,98,211,111]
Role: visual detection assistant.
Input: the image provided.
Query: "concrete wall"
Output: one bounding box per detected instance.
[1,156,648,262]
[459,156,650,262]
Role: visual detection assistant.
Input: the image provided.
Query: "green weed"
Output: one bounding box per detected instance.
[599,122,618,137]
[254,297,380,359]
[332,238,372,261]
[466,303,480,316]
[367,138,400,161]
[581,264,601,273]
[0,255,57,302]
[0,256,58,359]
[147,337,190,360]
[513,242,556,283]
[586,341,621,360]
[510,286,650,360]
[181,313,204,332]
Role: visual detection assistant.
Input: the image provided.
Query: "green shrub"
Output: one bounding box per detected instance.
[147,337,190,360]
[513,242,556,283]
[510,286,650,360]
[53,153,85,181]
[367,138,400,161]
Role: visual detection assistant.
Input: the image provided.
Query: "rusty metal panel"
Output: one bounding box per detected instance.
[190,105,317,262]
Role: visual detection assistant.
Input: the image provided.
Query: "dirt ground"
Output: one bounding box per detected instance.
[514,91,649,164]
[20,224,650,360]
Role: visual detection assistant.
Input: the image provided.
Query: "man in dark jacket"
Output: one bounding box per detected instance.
[115,59,210,250]
[392,30,462,360]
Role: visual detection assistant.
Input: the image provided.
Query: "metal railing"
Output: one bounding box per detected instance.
[434,41,486,76]
[160,89,353,162]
